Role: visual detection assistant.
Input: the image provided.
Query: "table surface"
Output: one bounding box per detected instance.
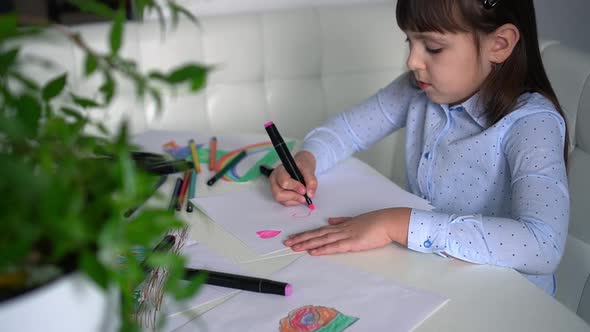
[134,130,590,332]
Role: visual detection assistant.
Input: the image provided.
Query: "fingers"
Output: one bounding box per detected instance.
[284,227,332,247]
[309,240,353,256]
[295,151,318,198]
[328,217,351,225]
[275,168,306,194]
[287,228,349,252]
[284,229,356,256]
[269,164,312,206]
[304,175,318,198]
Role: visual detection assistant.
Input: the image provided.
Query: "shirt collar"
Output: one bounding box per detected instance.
[441,92,491,128]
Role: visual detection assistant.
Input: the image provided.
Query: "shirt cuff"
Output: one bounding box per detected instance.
[301,139,331,175]
[407,209,451,253]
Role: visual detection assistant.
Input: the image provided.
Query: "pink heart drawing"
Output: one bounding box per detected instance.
[256,230,282,239]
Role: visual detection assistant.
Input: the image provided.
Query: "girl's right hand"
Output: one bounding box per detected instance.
[269,150,318,206]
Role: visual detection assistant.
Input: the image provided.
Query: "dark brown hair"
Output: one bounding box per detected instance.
[396,0,569,163]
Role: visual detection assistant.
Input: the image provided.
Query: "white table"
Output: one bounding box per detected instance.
[134,130,590,332]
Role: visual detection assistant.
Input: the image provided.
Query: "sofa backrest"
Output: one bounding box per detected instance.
[15,2,408,183]
[138,1,408,183]
[543,43,590,324]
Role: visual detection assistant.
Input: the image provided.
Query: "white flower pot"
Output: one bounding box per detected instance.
[0,272,120,332]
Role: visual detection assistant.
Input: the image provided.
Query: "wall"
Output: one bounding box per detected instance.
[163,0,590,53]
[535,0,590,53]
[166,0,389,17]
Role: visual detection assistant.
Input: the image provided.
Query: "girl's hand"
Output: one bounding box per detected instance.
[284,208,411,255]
[269,151,318,206]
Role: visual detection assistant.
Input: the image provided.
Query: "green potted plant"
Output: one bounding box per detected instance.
[0,1,207,330]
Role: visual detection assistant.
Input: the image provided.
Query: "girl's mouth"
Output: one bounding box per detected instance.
[418,81,431,89]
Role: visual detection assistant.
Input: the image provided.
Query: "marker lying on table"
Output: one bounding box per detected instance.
[264,121,315,210]
[186,169,197,213]
[184,268,292,297]
[145,234,292,296]
[189,139,201,174]
[168,177,183,211]
[209,136,217,171]
[176,170,191,211]
[206,150,247,186]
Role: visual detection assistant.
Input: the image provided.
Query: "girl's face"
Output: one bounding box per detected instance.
[405,30,493,105]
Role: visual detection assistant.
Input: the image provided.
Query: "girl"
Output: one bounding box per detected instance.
[268,0,570,296]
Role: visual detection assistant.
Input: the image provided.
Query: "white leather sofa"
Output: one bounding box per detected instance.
[18,0,590,325]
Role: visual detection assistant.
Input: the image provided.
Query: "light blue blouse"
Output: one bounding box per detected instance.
[302,72,570,295]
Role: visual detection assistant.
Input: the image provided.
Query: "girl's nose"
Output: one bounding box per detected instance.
[406,49,425,71]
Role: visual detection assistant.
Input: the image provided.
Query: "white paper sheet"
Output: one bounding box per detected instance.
[160,242,244,331]
[192,162,433,255]
[180,255,448,332]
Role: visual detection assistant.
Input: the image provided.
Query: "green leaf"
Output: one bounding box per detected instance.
[70,93,101,108]
[190,75,206,91]
[84,53,98,76]
[60,107,86,122]
[67,0,116,19]
[99,72,116,104]
[80,251,109,289]
[8,71,39,90]
[110,10,125,55]
[148,70,168,82]
[170,5,179,28]
[133,0,149,20]
[16,94,42,136]
[96,122,110,135]
[167,64,208,86]
[170,2,199,28]
[149,88,162,113]
[0,48,20,74]
[42,74,67,101]
[0,14,17,40]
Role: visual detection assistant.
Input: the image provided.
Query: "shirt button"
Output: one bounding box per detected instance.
[424,152,430,159]
[424,240,432,248]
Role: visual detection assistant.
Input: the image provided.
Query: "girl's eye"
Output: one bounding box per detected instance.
[426,47,443,54]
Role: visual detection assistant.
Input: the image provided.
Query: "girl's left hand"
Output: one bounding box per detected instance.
[284,208,411,255]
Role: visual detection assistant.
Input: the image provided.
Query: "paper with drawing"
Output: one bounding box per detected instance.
[185,255,448,332]
[192,162,432,255]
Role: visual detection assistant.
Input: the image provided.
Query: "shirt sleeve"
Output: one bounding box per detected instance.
[407,111,569,275]
[302,72,419,174]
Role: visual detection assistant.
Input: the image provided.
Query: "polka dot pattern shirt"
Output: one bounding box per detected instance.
[302,72,570,295]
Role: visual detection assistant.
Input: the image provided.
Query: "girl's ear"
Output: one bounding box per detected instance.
[487,23,520,64]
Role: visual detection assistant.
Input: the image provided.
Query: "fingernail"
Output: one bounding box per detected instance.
[308,190,314,198]
[284,239,292,245]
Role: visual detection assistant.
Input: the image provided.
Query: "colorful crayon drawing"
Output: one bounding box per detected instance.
[163,141,203,160]
[212,140,295,182]
[279,305,359,332]
[256,230,282,239]
[162,140,295,182]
